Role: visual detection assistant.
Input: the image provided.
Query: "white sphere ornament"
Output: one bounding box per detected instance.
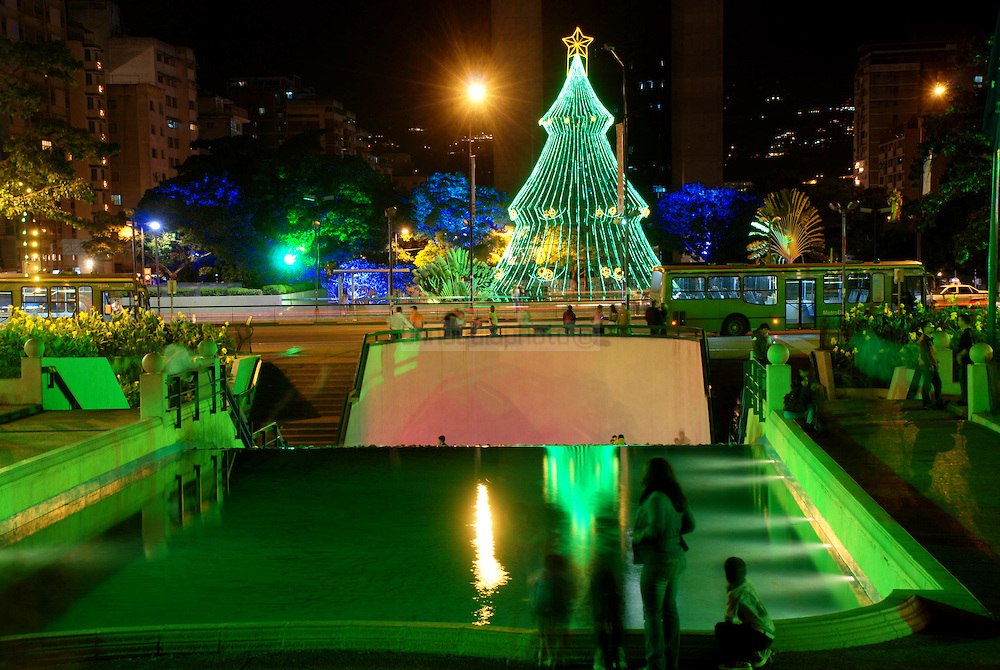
[969,342,993,365]
[142,352,165,374]
[23,339,44,358]
[767,343,790,365]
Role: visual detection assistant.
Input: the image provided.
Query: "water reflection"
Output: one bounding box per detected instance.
[471,482,509,624]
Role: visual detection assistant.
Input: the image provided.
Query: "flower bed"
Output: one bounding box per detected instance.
[0,310,235,406]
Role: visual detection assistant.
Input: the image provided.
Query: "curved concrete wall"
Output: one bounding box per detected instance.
[344,336,711,446]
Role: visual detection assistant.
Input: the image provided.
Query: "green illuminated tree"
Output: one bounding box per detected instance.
[491,29,658,297]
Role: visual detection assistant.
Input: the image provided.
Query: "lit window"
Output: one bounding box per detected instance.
[189,122,197,131]
[40,139,52,150]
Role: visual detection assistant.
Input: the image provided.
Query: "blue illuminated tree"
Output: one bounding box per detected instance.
[649,183,760,263]
[408,172,509,245]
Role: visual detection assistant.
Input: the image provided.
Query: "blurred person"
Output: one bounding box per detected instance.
[563,305,577,334]
[954,313,975,405]
[918,322,944,409]
[782,368,823,432]
[408,305,425,338]
[531,552,575,668]
[633,457,695,670]
[591,551,625,670]
[386,306,412,340]
[593,305,605,335]
[488,304,499,336]
[645,300,663,336]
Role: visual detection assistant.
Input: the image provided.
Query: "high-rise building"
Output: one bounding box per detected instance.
[853,42,961,193]
[225,76,369,157]
[104,37,198,210]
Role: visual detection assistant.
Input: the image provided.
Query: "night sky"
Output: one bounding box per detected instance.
[108,0,995,139]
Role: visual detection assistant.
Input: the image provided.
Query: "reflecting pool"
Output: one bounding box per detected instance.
[0,445,868,635]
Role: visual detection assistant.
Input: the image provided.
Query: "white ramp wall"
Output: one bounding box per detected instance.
[344,336,711,446]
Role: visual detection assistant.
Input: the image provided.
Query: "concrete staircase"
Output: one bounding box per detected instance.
[252,355,358,447]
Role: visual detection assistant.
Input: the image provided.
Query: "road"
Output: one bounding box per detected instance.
[248,322,820,361]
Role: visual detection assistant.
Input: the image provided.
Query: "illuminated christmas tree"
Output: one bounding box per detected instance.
[492,27,658,297]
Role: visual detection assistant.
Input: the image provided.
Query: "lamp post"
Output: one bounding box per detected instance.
[385,206,397,312]
[468,81,485,308]
[313,220,321,318]
[149,221,162,315]
[829,202,858,321]
[604,44,631,311]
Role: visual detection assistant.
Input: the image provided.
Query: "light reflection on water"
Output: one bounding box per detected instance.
[471,483,509,625]
[0,446,871,635]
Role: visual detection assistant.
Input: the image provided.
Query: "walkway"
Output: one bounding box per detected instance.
[0,406,140,468]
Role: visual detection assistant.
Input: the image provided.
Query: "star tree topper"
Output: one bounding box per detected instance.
[562,27,594,74]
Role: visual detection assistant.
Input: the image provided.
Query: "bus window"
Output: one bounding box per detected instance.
[21,286,48,317]
[50,286,77,318]
[671,276,705,299]
[743,275,777,305]
[0,291,11,323]
[707,275,739,299]
[77,286,94,314]
[823,275,842,304]
[904,276,926,305]
[872,273,885,303]
[847,274,871,303]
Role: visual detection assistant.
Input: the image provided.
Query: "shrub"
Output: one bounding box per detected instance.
[226,287,263,296]
[0,309,236,408]
[198,287,228,297]
[262,284,290,295]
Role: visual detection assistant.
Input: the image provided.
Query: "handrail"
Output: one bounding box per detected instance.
[40,366,82,410]
[252,421,286,449]
[335,331,374,447]
[222,378,255,449]
[699,330,716,444]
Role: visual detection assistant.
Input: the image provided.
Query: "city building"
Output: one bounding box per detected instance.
[0,0,115,273]
[853,42,961,193]
[104,37,198,214]
[225,76,369,158]
[197,96,248,141]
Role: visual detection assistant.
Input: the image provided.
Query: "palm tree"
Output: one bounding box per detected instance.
[746,189,824,263]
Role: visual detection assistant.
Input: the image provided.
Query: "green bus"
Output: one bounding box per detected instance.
[650,261,931,335]
[0,273,149,323]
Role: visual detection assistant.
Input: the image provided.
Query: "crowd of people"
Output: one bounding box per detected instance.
[530,456,773,670]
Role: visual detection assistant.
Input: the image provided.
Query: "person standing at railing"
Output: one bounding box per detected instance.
[489,304,499,336]
[593,305,605,335]
[645,300,663,336]
[751,324,771,365]
[387,307,413,340]
[563,305,577,334]
[409,306,425,339]
[619,304,631,336]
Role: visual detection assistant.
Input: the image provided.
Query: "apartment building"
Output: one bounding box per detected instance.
[197,95,248,141]
[853,42,960,192]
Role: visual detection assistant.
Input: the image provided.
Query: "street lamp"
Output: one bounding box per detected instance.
[468,80,486,307]
[149,221,162,315]
[385,206,397,312]
[603,44,631,311]
[829,202,858,321]
[312,220,321,318]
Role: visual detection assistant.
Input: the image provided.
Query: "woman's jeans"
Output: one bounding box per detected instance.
[640,557,684,670]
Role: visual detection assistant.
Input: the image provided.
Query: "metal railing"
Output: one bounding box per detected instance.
[166,367,220,429]
[737,358,767,444]
[41,366,82,410]
[336,324,715,446]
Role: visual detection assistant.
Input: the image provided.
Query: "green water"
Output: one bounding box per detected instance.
[1,445,866,635]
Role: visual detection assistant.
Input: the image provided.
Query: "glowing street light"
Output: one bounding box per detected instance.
[467,79,486,307]
[149,221,162,315]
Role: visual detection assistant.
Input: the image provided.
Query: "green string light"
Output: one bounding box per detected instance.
[492,42,658,298]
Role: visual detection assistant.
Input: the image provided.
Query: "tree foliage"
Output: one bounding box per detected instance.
[648,183,759,262]
[747,189,825,263]
[0,38,114,225]
[408,172,509,247]
[908,50,991,270]
[137,134,397,285]
[410,246,493,298]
